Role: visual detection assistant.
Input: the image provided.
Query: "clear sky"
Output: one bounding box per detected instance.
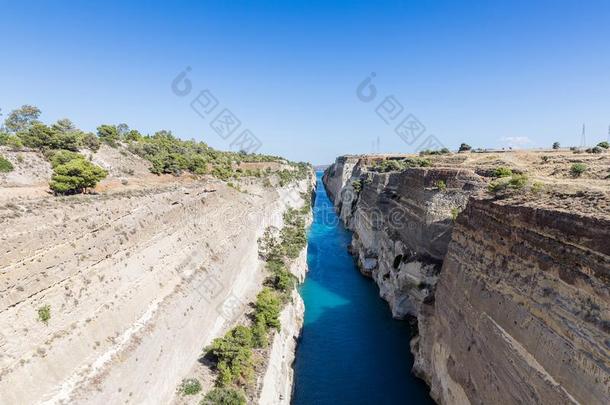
[1,0,609,164]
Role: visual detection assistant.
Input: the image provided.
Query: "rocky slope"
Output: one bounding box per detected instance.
[0,145,314,404]
[323,151,610,404]
[259,184,314,405]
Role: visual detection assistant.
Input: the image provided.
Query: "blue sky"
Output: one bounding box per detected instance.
[1,0,609,164]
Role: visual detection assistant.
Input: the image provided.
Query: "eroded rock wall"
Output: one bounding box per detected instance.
[414,197,610,405]
[0,175,312,405]
[323,155,610,405]
[259,172,315,405]
[323,156,483,318]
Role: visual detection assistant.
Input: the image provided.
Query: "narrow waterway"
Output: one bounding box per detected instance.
[293,172,433,405]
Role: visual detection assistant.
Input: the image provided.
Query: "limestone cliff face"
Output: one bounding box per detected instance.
[323,156,484,318]
[323,155,610,405]
[0,172,314,405]
[259,173,315,405]
[414,196,610,405]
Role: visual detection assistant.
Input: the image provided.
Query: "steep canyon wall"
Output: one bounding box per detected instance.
[323,154,609,405]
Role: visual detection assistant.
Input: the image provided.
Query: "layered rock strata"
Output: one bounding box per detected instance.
[323,154,610,405]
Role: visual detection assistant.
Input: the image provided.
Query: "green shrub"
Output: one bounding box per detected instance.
[0,156,14,172]
[178,378,202,396]
[351,179,362,192]
[49,150,85,168]
[280,211,307,259]
[97,124,120,147]
[403,158,431,167]
[49,159,108,194]
[531,181,544,193]
[5,135,24,150]
[493,167,513,177]
[254,288,281,330]
[82,133,101,151]
[15,122,84,151]
[371,159,405,173]
[541,155,550,162]
[251,314,269,348]
[419,148,450,156]
[37,305,51,324]
[17,123,55,149]
[450,207,459,221]
[201,387,247,405]
[586,146,603,154]
[435,180,446,191]
[509,174,528,188]
[570,163,587,177]
[552,142,560,149]
[488,174,528,193]
[51,130,84,151]
[205,326,254,387]
[597,141,609,149]
[275,163,310,186]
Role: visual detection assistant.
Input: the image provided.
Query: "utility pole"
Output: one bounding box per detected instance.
[581,123,586,148]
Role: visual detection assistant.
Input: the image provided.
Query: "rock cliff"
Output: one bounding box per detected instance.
[323,151,610,405]
[0,155,313,405]
[259,173,315,405]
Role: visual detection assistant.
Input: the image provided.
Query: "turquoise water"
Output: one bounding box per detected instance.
[293,172,433,405]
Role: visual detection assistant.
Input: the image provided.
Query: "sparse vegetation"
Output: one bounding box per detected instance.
[201,387,247,405]
[419,148,450,156]
[227,182,243,192]
[351,179,362,192]
[450,207,460,221]
[541,155,550,162]
[435,180,447,191]
[206,190,311,390]
[404,157,431,167]
[493,167,513,178]
[205,325,254,387]
[280,207,308,259]
[552,142,560,149]
[570,163,587,177]
[586,146,603,154]
[371,157,431,173]
[488,174,529,193]
[37,305,51,324]
[597,141,609,149]
[178,378,202,396]
[531,181,544,193]
[0,155,14,172]
[2,104,306,184]
[1,134,24,150]
[371,159,405,173]
[254,288,282,331]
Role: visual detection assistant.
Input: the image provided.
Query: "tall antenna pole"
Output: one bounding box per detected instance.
[581,123,586,148]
